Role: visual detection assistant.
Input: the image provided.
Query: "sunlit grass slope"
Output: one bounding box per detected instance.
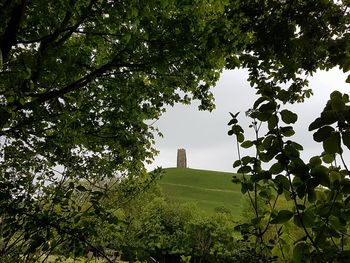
[160,168,242,220]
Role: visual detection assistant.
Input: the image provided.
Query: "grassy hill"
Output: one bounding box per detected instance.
[159,168,243,220]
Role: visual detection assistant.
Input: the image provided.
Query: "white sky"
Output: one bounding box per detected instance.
[147,68,350,172]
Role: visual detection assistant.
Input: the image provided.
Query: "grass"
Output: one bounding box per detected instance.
[159,168,243,220]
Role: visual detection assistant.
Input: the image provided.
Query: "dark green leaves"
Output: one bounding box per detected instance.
[228,113,245,143]
[309,156,321,167]
[233,160,241,168]
[322,153,335,163]
[274,175,290,191]
[342,130,350,150]
[228,5,350,262]
[309,111,338,131]
[280,109,298,124]
[313,126,334,142]
[241,182,254,194]
[310,92,350,157]
[228,125,244,136]
[310,165,330,187]
[268,115,278,130]
[269,163,284,174]
[293,242,309,263]
[238,166,251,174]
[271,210,294,224]
[323,132,342,154]
[280,126,295,137]
[303,209,318,227]
[241,140,254,148]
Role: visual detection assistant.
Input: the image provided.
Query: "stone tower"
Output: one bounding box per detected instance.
[177,149,187,168]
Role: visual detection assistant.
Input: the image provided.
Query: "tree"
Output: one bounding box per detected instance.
[0,0,240,260]
[227,1,350,262]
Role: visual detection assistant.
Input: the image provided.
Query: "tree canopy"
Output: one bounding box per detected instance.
[0,0,241,260]
[0,0,237,179]
[1,0,350,261]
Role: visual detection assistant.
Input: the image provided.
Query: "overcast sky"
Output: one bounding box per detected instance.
[146,68,350,172]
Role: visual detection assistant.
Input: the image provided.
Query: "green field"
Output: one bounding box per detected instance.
[160,168,243,220]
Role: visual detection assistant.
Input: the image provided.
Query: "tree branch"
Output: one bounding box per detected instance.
[0,0,26,62]
[21,62,149,111]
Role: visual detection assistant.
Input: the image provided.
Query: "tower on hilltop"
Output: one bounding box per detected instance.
[177,149,187,168]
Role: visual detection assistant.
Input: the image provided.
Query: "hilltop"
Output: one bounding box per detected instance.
[159,168,243,220]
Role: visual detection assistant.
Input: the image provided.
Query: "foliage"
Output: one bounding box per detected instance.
[227,1,350,262]
[71,179,249,263]
[0,0,238,260]
[1,0,350,261]
[114,194,253,263]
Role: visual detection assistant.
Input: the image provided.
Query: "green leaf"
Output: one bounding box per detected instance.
[251,216,264,225]
[341,179,350,194]
[329,171,341,184]
[280,126,295,137]
[346,74,350,83]
[251,111,272,121]
[323,132,342,154]
[309,110,338,131]
[289,141,303,151]
[303,209,317,228]
[259,190,271,199]
[246,182,254,191]
[253,96,269,109]
[307,189,316,203]
[280,109,298,124]
[228,124,243,136]
[284,144,300,158]
[259,101,276,112]
[313,126,334,142]
[233,160,241,168]
[274,174,290,191]
[293,214,303,227]
[241,156,252,165]
[268,115,278,130]
[310,165,330,187]
[269,163,284,174]
[296,185,306,199]
[227,118,238,125]
[293,242,309,263]
[241,183,248,194]
[329,215,345,231]
[237,133,245,143]
[259,152,275,163]
[330,92,346,112]
[237,166,251,174]
[241,140,254,148]
[271,210,294,224]
[262,135,275,149]
[342,130,350,150]
[252,171,272,182]
[322,153,335,164]
[229,112,240,118]
[309,156,322,167]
